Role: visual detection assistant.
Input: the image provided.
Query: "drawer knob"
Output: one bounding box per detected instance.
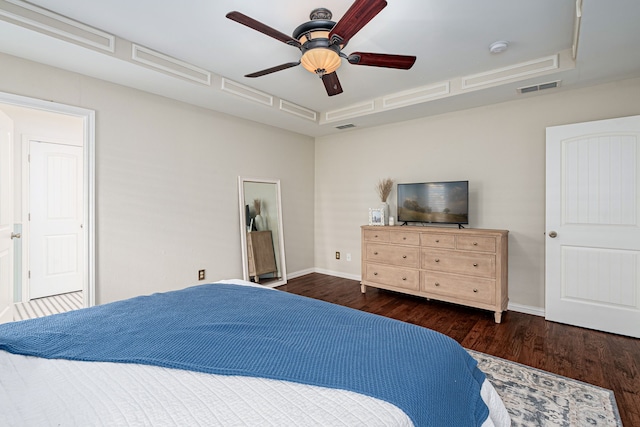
[435,258,440,262]
[403,237,407,240]
[374,252,379,255]
[473,288,478,293]
[402,277,407,281]
[373,272,378,276]
[473,242,478,246]
[435,282,440,286]
[435,239,439,243]
[473,263,478,267]
[375,235,379,238]
[402,255,407,259]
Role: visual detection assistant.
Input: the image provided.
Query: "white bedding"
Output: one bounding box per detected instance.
[0,350,508,426]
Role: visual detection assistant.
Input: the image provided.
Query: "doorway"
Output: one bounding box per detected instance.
[0,91,95,317]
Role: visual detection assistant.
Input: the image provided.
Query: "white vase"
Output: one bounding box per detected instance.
[254,214,265,231]
[380,202,390,225]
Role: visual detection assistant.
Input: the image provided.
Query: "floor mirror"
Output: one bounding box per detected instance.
[238,177,287,287]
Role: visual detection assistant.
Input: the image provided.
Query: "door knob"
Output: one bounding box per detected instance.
[548,231,558,238]
[11,232,21,239]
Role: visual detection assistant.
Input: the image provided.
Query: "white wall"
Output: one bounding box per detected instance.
[0,52,315,305]
[314,77,640,311]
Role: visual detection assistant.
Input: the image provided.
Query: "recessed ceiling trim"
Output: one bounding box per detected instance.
[1,0,115,52]
[382,82,450,110]
[461,54,559,90]
[324,101,375,123]
[279,100,317,121]
[572,0,583,59]
[131,44,211,86]
[221,78,273,107]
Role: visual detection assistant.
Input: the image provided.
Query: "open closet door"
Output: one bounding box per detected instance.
[545,115,640,338]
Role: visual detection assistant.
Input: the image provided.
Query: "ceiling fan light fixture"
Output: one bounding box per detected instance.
[301,47,342,75]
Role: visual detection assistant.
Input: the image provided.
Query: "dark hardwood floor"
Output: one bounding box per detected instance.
[280,273,640,427]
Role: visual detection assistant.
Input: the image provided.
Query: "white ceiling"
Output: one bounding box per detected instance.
[0,0,639,137]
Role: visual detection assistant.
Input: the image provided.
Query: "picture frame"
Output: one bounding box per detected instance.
[369,208,385,226]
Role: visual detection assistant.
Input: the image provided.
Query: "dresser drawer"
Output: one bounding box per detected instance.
[364,263,419,291]
[421,272,495,305]
[421,249,496,278]
[390,231,420,246]
[366,243,419,268]
[364,229,390,242]
[420,233,455,249]
[456,235,496,253]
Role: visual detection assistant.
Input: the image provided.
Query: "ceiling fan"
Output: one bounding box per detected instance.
[226,0,416,96]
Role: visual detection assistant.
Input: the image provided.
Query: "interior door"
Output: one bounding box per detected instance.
[28,140,83,299]
[546,115,640,338]
[0,111,14,323]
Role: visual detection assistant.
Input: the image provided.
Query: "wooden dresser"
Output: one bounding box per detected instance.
[361,226,509,322]
[246,231,277,283]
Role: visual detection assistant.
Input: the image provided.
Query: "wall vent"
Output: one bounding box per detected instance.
[517,80,561,94]
[335,124,356,130]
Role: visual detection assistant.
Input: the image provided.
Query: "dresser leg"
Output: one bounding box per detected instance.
[360,284,366,293]
[494,311,502,323]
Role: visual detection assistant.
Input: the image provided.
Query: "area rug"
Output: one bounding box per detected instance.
[468,350,623,427]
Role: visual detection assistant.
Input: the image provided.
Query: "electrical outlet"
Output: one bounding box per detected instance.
[198,269,205,280]
[335,251,340,260]
[346,253,352,261]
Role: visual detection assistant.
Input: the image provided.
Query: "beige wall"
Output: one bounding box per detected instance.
[0,52,315,305]
[315,77,640,311]
[3,50,640,313]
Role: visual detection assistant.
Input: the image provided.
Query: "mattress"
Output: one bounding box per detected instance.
[0,280,510,426]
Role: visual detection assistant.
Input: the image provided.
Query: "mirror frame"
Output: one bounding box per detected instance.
[238,177,287,287]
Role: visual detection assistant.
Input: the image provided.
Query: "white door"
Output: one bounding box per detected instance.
[546,115,640,338]
[0,111,14,323]
[29,140,83,299]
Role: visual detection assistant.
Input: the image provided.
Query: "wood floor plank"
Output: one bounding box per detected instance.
[281,273,640,427]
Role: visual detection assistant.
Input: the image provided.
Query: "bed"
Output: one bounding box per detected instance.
[0,279,510,426]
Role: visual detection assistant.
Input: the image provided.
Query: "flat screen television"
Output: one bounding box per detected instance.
[397,181,469,226]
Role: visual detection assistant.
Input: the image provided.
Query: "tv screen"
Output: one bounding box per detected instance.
[397,181,469,225]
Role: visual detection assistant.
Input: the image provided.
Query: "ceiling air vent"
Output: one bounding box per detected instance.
[517,80,561,94]
[335,123,356,130]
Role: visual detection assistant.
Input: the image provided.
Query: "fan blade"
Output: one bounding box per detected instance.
[245,62,301,78]
[321,72,343,96]
[328,0,387,45]
[347,52,416,69]
[226,11,301,48]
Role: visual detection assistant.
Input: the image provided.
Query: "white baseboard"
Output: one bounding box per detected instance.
[287,269,546,318]
[286,268,316,280]
[507,302,545,317]
[312,268,361,281]
[287,268,361,282]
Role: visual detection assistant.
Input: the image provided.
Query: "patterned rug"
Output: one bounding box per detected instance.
[468,350,623,427]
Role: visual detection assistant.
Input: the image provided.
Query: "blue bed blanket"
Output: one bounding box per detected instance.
[0,283,489,426]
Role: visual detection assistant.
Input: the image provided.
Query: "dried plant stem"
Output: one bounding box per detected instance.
[376,178,394,202]
[253,199,261,215]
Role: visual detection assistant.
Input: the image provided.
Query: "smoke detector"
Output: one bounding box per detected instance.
[489,41,509,54]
